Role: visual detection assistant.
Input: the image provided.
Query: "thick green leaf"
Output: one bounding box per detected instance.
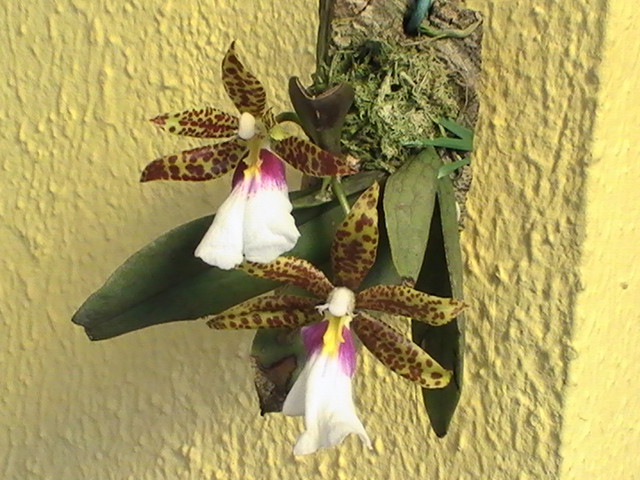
[72,194,348,341]
[413,170,466,437]
[384,148,465,436]
[383,147,439,281]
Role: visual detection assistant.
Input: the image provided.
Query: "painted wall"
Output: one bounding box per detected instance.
[560,0,640,477]
[1,1,638,479]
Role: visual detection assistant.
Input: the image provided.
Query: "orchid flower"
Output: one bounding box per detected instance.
[140,42,356,269]
[206,183,467,454]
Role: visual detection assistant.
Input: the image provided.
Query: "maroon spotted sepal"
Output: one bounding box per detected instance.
[351,311,452,389]
[140,139,248,182]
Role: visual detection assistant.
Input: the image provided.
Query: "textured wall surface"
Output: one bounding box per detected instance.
[560,0,640,478]
[2,0,639,479]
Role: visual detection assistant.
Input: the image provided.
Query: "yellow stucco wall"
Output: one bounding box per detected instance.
[1,0,639,479]
[560,0,640,478]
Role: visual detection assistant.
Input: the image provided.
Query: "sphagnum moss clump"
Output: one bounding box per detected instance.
[326,39,460,172]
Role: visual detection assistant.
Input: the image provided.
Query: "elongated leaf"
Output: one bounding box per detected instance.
[72,195,347,341]
[383,147,439,281]
[438,157,470,179]
[404,119,473,152]
[426,118,473,151]
[423,137,471,150]
[437,118,473,142]
[384,148,466,436]
[413,170,466,437]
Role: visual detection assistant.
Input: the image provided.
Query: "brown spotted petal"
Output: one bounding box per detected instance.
[238,257,333,299]
[219,293,320,316]
[271,136,357,177]
[222,41,267,117]
[262,108,277,132]
[207,308,318,330]
[357,285,467,326]
[140,138,248,182]
[150,107,239,139]
[331,183,380,291]
[351,311,451,389]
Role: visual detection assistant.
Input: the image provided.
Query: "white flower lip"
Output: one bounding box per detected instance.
[194,182,248,270]
[282,336,371,455]
[243,185,300,263]
[194,149,300,269]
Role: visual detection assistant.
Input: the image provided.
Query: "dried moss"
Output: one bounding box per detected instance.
[327,38,460,172]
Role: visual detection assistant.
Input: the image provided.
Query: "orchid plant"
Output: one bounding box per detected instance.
[206,183,466,454]
[73,35,471,457]
[141,42,355,269]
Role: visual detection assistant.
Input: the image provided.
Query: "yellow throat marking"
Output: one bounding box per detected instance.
[322,314,350,357]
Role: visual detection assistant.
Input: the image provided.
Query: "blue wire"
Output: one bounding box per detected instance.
[403,0,434,35]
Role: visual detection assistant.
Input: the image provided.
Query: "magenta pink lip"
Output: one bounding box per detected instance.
[302,321,356,377]
[232,149,287,192]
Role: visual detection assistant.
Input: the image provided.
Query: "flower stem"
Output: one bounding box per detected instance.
[318,177,332,199]
[331,176,350,216]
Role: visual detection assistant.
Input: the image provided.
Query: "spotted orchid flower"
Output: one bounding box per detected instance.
[206,183,467,454]
[140,42,356,269]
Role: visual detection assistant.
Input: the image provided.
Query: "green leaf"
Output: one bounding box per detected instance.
[404,118,473,152]
[383,147,466,436]
[413,168,466,438]
[383,147,440,281]
[436,118,473,144]
[72,195,348,341]
[423,137,471,151]
[438,157,471,179]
